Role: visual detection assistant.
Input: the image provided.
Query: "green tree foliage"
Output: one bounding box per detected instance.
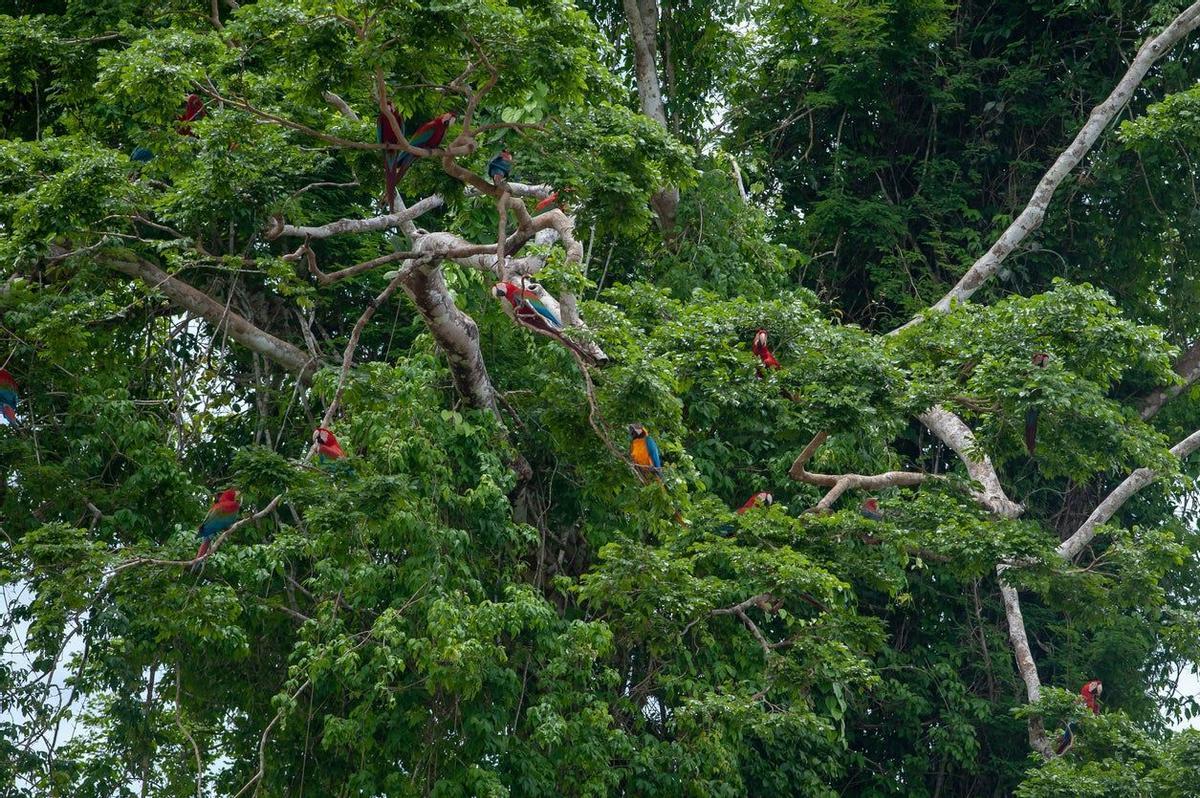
[2,1,1200,796]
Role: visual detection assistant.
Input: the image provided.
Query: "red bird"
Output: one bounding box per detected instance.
[737,492,774,514]
[194,489,241,561]
[313,427,345,462]
[1080,680,1102,715]
[535,191,559,212]
[177,93,206,137]
[860,497,883,521]
[752,329,781,373]
[0,368,17,426]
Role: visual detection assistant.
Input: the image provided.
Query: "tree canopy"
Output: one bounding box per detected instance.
[4,1,1200,796]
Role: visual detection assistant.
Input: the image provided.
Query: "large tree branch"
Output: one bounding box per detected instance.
[88,251,318,380]
[1139,338,1200,420]
[1057,427,1200,562]
[789,430,931,511]
[267,194,444,239]
[996,572,1055,757]
[896,2,1200,333]
[918,406,1024,518]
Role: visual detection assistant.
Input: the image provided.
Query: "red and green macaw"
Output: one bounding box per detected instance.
[378,109,456,207]
[737,492,774,514]
[0,368,17,426]
[1080,679,1102,715]
[752,329,781,373]
[195,489,241,560]
[628,424,663,481]
[177,93,206,137]
[314,427,345,463]
[1026,351,1050,454]
[493,280,562,332]
[861,497,883,521]
[488,150,513,184]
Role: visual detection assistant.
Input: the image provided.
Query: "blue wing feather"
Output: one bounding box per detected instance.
[519,289,561,327]
[645,435,662,470]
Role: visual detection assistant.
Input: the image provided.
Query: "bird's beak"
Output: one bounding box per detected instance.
[492,284,505,298]
[627,424,639,437]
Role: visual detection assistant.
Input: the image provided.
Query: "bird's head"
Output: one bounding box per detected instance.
[218,488,240,504]
[314,427,336,446]
[753,329,769,348]
[1031,352,1050,368]
[628,423,647,440]
[500,150,512,161]
[492,282,512,301]
[863,497,879,512]
[439,112,457,125]
[1089,680,1103,695]
[759,492,774,506]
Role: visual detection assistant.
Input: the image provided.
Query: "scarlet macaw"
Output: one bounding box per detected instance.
[488,150,513,184]
[313,427,345,463]
[194,489,241,560]
[752,329,781,372]
[861,497,883,521]
[0,368,17,426]
[628,424,663,481]
[737,492,774,514]
[177,93,206,137]
[535,191,559,212]
[1026,351,1050,454]
[1080,680,1102,715]
[493,280,562,331]
[379,111,456,207]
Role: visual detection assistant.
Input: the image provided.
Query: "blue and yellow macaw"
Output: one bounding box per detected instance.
[628,423,663,480]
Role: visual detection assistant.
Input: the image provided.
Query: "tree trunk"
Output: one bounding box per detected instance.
[621,0,678,232]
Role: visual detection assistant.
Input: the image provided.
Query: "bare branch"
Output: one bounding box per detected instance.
[78,249,318,380]
[918,406,1023,518]
[322,91,359,122]
[895,1,1200,333]
[996,572,1055,757]
[1139,338,1200,420]
[1057,427,1200,562]
[711,593,781,655]
[231,679,311,798]
[269,194,444,239]
[789,431,931,511]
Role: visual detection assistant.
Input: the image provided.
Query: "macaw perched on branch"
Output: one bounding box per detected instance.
[488,150,513,185]
[177,93,206,136]
[379,110,456,207]
[752,329,781,373]
[1055,721,1075,756]
[860,497,883,521]
[313,427,345,463]
[1026,351,1050,454]
[492,280,593,361]
[737,492,774,514]
[194,489,240,561]
[0,368,17,426]
[1080,679,1102,715]
[628,424,663,481]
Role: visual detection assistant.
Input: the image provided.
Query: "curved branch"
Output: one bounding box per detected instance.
[1057,427,1200,562]
[895,1,1200,333]
[1139,338,1200,420]
[918,406,1023,518]
[788,431,931,511]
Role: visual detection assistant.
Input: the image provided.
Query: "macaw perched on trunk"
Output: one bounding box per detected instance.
[752,329,781,373]
[492,280,593,361]
[737,492,773,514]
[0,368,17,426]
[1055,721,1075,756]
[1080,680,1102,715]
[194,489,240,561]
[488,150,513,185]
[379,110,456,207]
[860,497,883,521]
[1026,351,1050,454]
[313,427,345,463]
[177,93,206,136]
[377,102,404,208]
